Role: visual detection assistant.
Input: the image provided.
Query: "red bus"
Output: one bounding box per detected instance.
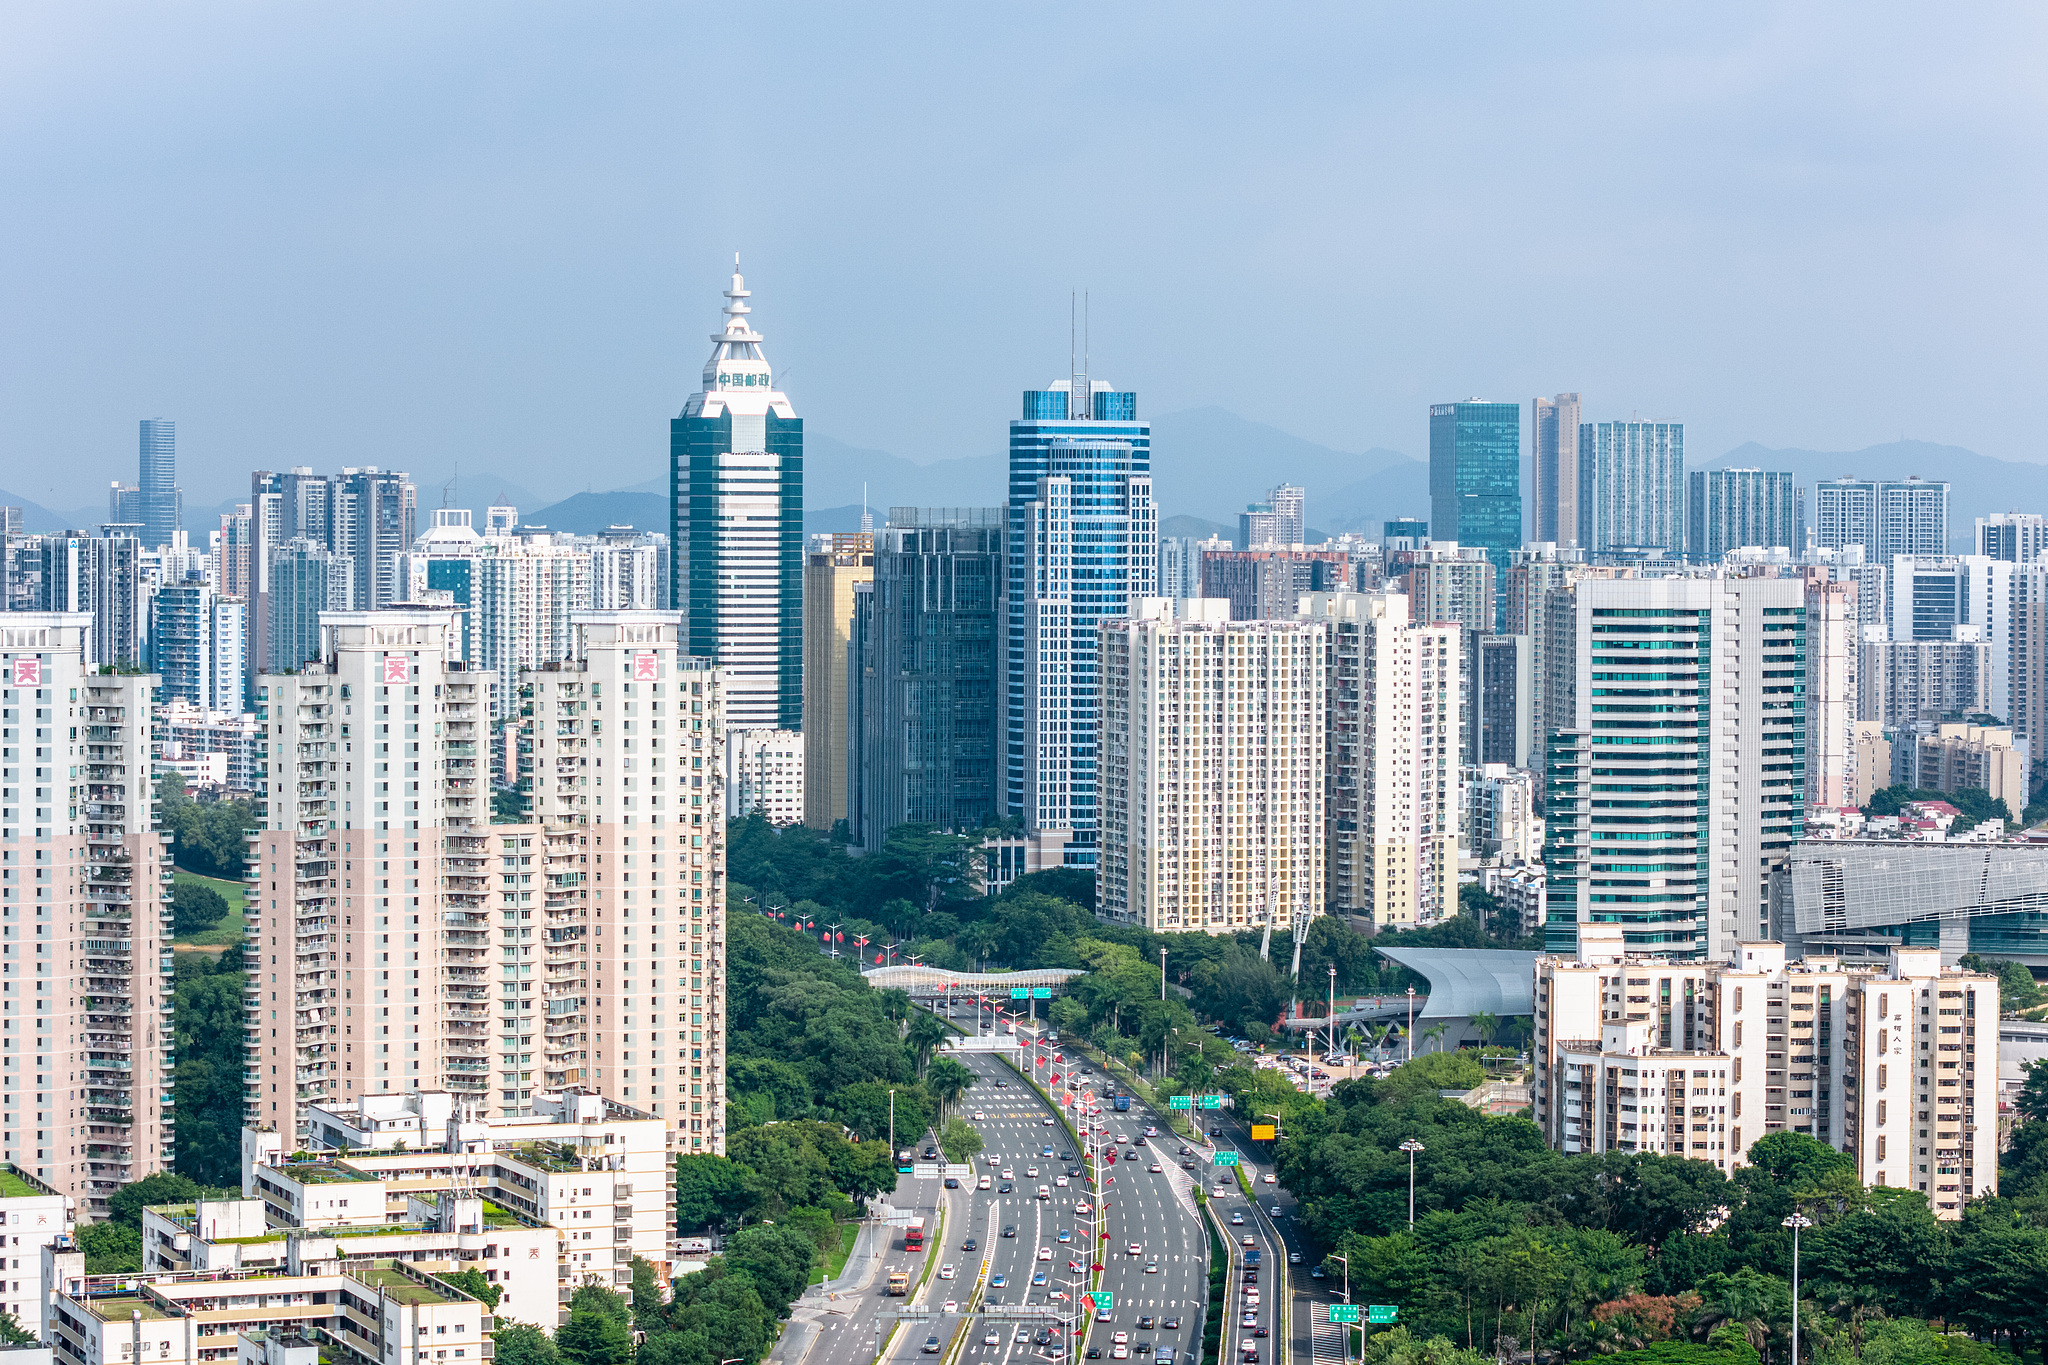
[904,1217,926,1253]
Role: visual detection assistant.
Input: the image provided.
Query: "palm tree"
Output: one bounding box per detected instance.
[959,922,1003,970]
[1422,1023,1449,1055]
[1469,1011,1500,1048]
[926,1056,976,1120]
[1366,1021,1392,1059]
[906,1010,949,1077]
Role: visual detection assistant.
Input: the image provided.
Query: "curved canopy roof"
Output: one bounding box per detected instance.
[1372,947,1538,1020]
[862,966,1085,994]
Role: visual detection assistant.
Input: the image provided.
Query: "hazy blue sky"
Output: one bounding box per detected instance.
[3,2,2044,510]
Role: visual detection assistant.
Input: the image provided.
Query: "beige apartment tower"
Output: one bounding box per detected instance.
[1097,599,1325,933]
[0,614,174,1214]
[1535,934,1997,1218]
[1300,591,1461,929]
[249,609,724,1153]
[802,533,872,831]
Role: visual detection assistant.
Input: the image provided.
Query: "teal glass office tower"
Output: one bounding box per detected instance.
[1428,401,1521,628]
[1006,374,1154,858]
[670,264,803,730]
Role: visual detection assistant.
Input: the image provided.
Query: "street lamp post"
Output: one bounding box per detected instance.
[888,1088,896,1160]
[1327,966,1337,1059]
[1160,946,1167,1002]
[1399,1139,1424,1228]
[1784,1213,1813,1365]
[1328,1252,1350,1305]
[1405,986,1416,1062]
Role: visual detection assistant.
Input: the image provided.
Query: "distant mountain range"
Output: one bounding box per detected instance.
[8,416,2042,553]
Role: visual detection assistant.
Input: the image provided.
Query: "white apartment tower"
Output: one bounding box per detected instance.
[726,727,803,825]
[1535,934,1998,1217]
[1097,600,1325,933]
[1299,592,1461,929]
[517,613,727,1152]
[1542,576,1807,961]
[0,615,174,1213]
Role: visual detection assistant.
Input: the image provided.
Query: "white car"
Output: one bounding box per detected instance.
[1002,1169,1015,1180]
[983,1333,1000,1347]
[974,1111,986,1120]
[1039,1246,1053,1261]
[1262,1173,1277,1185]
[1056,1175,1069,1187]
[939,1264,956,1279]
[1043,1116,1055,1126]
[943,1300,958,1313]
[1026,1167,1039,1178]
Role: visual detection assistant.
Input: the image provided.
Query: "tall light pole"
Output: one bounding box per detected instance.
[1160,946,1168,1001]
[1405,985,1417,1062]
[888,1088,897,1159]
[1784,1213,1813,1365]
[1327,965,1338,1059]
[1399,1138,1424,1228]
[1328,1251,1349,1305]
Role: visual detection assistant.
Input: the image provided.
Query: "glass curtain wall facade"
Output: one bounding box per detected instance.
[138,418,182,549]
[855,509,1005,850]
[1006,380,1150,850]
[1428,401,1521,627]
[670,267,803,730]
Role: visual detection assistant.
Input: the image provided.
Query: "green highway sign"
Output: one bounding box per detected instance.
[1010,988,1029,999]
[1089,1292,1113,1312]
[1369,1307,1399,1325]
[1328,1307,1360,1324]
[1213,1151,1239,1166]
[1169,1095,1192,1109]
[1033,987,1053,999]
[1198,1095,1224,1109]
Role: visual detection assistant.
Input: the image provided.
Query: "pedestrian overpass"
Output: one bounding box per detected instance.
[861,966,1084,1002]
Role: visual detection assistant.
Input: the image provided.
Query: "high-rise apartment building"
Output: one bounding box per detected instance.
[1977,512,2048,563]
[1466,763,1541,863]
[852,510,1004,850]
[1815,477,1950,558]
[1158,535,1219,600]
[670,265,802,731]
[1428,401,1520,619]
[1507,544,1592,765]
[1199,548,1352,621]
[1579,420,1685,555]
[137,419,183,550]
[1236,485,1306,550]
[516,614,726,1149]
[1477,634,1531,769]
[215,503,255,600]
[265,540,354,676]
[28,531,144,668]
[1688,468,1797,562]
[726,727,803,825]
[248,467,417,693]
[251,609,723,1147]
[1010,376,1155,859]
[1530,394,1583,547]
[147,573,245,712]
[1405,541,1495,765]
[0,614,175,1212]
[1097,599,1324,932]
[1542,575,1807,960]
[802,533,872,832]
[1803,575,1859,809]
[1534,936,1997,1216]
[1860,631,1991,731]
[1300,591,1461,929]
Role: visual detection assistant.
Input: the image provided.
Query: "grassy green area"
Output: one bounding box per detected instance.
[0,1169,38,1198]
[172,867,248,948]
[812,1222,859,1284]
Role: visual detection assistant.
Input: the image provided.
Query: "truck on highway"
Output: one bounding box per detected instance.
[1112,1094,1132,1111]
[887,1269,910,1296]
[905,1217,926,1252]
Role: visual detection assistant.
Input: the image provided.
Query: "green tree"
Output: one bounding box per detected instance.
[556,1296,633,1365]
[0,1312,34,1347]
[75,1221,142,1274]
[438,1268,504,1310]
[108,1172,207,1227]
[940,1116,985,1163]
[925,1056,976,1118]
[630,1257,664,1323]
[172,880,229,936]
[491,1322,560,1365]
[722,1223,820,1316]
[906,1009,949,1076]
[674,1153,763,1232]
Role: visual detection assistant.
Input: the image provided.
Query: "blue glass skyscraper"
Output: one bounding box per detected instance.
[138,418,182,549]
[670,263,803,730]
[1428,401,1522,629]
[1007,373,1155,861]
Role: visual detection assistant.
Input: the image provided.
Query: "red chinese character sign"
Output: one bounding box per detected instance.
[633,652,659,681]
[11,658,38,687]
[383,655,411,684]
